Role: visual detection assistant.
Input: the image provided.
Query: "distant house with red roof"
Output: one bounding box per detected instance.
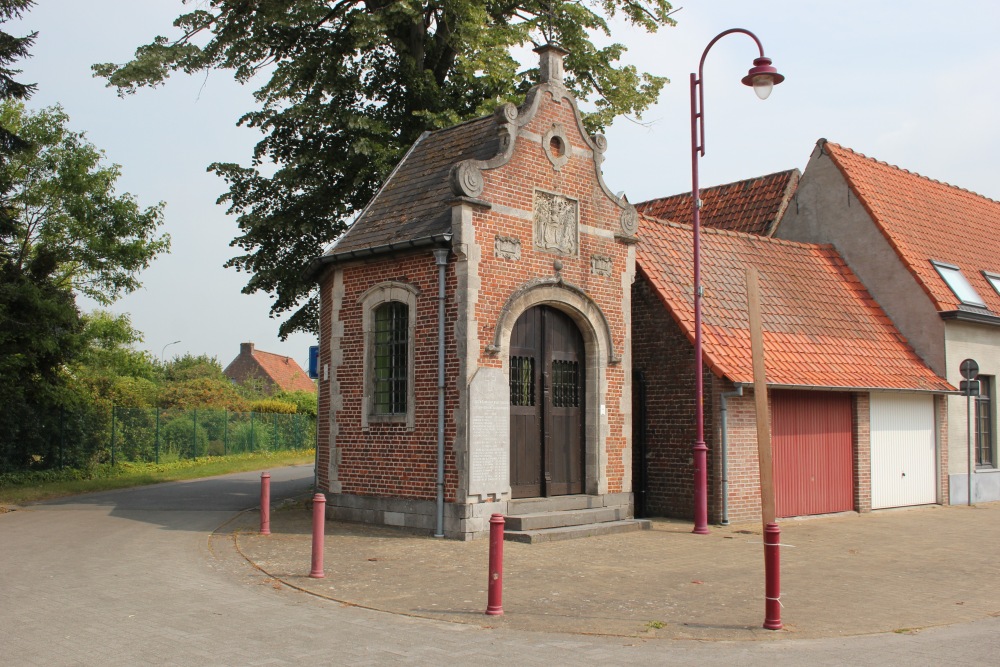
[223,343,316,395]
[777,138,1000,505]
[633,207,952,523]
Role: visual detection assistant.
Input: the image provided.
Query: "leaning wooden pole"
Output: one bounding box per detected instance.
[746,267,782,631]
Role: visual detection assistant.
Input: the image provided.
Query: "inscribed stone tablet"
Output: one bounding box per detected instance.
[468,367,510,497]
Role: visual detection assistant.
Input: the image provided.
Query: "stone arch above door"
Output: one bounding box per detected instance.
[489,278,617,496]
[486,277,619,366]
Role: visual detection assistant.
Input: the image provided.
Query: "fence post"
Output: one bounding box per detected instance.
[192,409,198,459]
[110,406,117,466]
[223,409,228,456]
[155,407,160,464]
[272,412,278,451]
[250,411,255,452]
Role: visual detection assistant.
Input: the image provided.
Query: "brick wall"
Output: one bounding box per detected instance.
[718,391,762,524]
[936,393,949,504]
[631,272,719,520]
[320,252,459,501]
[852,392,871,513]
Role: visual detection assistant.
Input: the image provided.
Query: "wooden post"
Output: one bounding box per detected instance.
[746,267,782,630]
[746,267,775,526]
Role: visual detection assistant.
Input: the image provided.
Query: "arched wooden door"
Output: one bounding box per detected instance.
[509,305,585,498]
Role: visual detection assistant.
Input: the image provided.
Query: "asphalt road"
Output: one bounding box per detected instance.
[1,466,997,665]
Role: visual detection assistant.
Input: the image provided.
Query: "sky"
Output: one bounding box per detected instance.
[8,1,1000,368]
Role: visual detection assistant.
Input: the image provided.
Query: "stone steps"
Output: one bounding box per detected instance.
[503,494,648,544]
[504,519,651,544]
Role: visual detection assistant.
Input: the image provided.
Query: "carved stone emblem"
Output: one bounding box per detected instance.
[494,235,521,260]
[533,190,578,256]
[591,254,613,277]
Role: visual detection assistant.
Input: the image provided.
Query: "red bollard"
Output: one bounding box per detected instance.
[485,513,505,616]
[309,493,326,579]
[259,472,271,535]
[763,522,783,630]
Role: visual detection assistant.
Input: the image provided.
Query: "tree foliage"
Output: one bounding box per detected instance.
[95,0,675,337]
[0,101,170,304]
[0,0,35,153]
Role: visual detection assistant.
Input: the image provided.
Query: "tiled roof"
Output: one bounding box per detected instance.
[823,140,1000,314]
[328,116,501,256]
[635,169,799,236]
[637,217,952,391]
[252,350,316,393]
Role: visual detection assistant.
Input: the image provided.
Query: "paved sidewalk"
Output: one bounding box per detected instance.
[232,500,1000,642]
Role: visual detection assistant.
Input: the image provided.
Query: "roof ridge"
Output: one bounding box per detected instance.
[642,212,835,251]
[823,139,1000,205]
[636,168,800,208]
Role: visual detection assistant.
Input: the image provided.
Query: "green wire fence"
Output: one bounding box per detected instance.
[110,407,316,464]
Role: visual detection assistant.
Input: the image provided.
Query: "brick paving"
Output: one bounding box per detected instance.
[239,500,1000,641]
[2,466,999,665]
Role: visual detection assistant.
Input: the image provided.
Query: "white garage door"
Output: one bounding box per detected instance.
[870,393,937,509]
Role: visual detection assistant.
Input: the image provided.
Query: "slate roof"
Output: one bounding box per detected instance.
[637,216,952,391]
[635,169,799,236]
[327,116,501,256]
[251,349,316,393]
[823,140,1000,315]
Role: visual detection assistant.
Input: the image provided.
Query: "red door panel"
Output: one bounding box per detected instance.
[772,390,853,518]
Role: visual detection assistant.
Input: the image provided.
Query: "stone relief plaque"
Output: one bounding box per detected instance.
[591,254,613,277]
[468,367,510,497]
[533,189,579,256]
[494,235,521,260]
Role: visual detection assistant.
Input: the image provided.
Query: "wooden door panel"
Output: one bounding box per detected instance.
[510,305,585,498]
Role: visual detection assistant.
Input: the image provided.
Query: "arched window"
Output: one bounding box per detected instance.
[372,301,408,415]
[359,282,418,429]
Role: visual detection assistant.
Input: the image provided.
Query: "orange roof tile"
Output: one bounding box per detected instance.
[252,349,316,393]
[637,217,952,391]
[823,140,1000,313]
[635,169,799,236]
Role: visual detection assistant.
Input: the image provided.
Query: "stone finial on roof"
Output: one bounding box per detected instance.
[535,43,568,84]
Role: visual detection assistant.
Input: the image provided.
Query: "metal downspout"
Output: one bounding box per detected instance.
[719,383,744,525]
[433,249,449,537]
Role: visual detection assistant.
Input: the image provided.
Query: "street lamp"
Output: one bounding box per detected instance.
[689,29,784,535]
[161,340,181,365]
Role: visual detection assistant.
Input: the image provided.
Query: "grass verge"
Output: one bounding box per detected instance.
[0,450,314,506]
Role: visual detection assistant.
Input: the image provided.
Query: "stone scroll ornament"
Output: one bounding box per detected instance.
[619,204,639,237]
[533,190,579,256]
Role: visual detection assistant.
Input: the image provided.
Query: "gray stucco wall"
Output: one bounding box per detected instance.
[775,143,946,375]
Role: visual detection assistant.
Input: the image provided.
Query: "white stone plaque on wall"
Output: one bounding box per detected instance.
[468,367,510,498]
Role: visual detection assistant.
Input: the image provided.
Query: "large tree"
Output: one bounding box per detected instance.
[0,101,169,304]
[95,0,675,338]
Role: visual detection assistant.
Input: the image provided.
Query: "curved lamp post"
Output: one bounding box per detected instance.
[160,340,181,365]
[690,29,784,535]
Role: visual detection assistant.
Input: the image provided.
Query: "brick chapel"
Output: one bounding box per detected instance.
[307,46,638,539]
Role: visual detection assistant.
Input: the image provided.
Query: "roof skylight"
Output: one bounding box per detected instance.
[984,271,1000,297]
[932,261,985,307]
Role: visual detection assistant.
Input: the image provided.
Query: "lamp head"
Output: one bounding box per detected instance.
[741,56,784,100]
